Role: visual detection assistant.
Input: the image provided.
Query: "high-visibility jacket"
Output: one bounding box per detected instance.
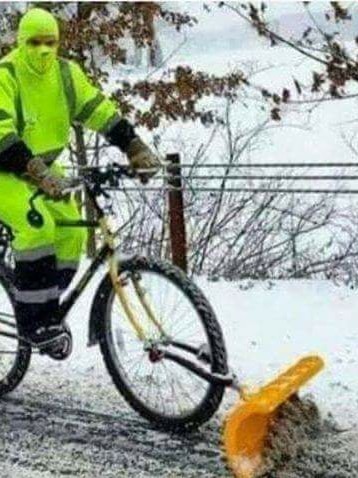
[0,47,119,163]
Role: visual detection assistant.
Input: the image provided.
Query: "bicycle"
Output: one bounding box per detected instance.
[0,164,326,478]
[0,163,230,431]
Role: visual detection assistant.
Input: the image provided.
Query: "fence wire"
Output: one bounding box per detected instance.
[107,186,358,194]
[134,162,358,194]
[150,174,358,181]
[167,162,358,168]
[68,161,358,195]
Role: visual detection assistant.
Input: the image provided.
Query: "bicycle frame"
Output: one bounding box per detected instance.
[58,184,168,343]
[58,220,164,342]
[0,185,165,346]
[0,169,327,478]
[0,178,237,390]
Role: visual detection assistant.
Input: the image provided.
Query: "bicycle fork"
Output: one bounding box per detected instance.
[101,218,166,342]
[101,218,241,393]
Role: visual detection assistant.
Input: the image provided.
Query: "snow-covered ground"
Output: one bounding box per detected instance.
[65,274,358,429]
[68,275,358,428]
[1,275,357,477]
[204,279,358,428]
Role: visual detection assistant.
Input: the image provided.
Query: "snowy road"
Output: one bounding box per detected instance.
[1,367,357,478]
[1,279,358,477]
[0,364,226,478]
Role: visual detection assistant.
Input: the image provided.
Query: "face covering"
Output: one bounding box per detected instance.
[24,42,57,74]
[17,8,59,75]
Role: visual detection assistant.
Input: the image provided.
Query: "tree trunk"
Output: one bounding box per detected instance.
[74,125,97,257]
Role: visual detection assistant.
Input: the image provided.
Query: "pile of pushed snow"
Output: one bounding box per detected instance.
[268,427,358,477]
[260,396,358,477]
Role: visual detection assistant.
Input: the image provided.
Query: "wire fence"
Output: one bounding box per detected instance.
[109,187,358,194]
[72,155,358,272]
[163,162,358,168]
[150,175,358,180]
[107,161,358,195]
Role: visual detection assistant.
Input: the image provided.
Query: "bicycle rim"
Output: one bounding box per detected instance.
[105,268,217,420]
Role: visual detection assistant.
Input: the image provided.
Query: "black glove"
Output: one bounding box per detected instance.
[106,118,161,183]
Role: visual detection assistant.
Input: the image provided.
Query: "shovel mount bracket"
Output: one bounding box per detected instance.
[160,348,240,389]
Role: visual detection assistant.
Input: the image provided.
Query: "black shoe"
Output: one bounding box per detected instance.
[28,324,73,360]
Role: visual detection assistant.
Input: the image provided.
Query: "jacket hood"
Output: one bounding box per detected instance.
[17,8,59,75]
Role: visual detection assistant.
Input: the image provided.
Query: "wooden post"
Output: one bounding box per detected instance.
[167,153,188,273]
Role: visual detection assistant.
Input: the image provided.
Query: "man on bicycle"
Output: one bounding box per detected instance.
[0,8,160,356]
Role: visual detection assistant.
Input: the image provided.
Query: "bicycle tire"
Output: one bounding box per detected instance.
[95,256,228,431]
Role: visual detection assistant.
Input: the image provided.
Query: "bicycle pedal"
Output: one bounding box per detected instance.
[39,332,73,361]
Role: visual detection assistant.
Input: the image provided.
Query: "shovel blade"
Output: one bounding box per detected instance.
[222,355,324,478]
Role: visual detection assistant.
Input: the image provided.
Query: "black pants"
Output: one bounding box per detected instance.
[14,246,76,334]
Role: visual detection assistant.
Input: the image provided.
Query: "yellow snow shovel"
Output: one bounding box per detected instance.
[222,355,324,478]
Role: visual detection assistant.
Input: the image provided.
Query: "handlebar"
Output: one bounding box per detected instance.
[29,164,141,202]
[80,163,137,182]
[27,164,157,228]
[56,164,139,197]
[27,164,134,227]
[79,163,139,198]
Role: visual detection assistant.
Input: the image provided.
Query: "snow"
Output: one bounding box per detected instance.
[1,2,358,476]
[199,278,358,428]
[1,266,358,476]
[42,274,358,428]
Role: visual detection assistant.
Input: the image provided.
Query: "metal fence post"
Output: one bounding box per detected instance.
[166,153,188,273]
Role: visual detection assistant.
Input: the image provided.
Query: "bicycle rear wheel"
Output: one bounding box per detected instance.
[0,267,31,397]
[95,257,228,431]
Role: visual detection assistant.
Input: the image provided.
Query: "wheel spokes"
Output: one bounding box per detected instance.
[108,269,213,419]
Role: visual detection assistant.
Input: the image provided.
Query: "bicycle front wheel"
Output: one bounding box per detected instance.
[96,257,228,431]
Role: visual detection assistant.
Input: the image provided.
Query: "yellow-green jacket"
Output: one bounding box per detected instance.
[0,48,119,164]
